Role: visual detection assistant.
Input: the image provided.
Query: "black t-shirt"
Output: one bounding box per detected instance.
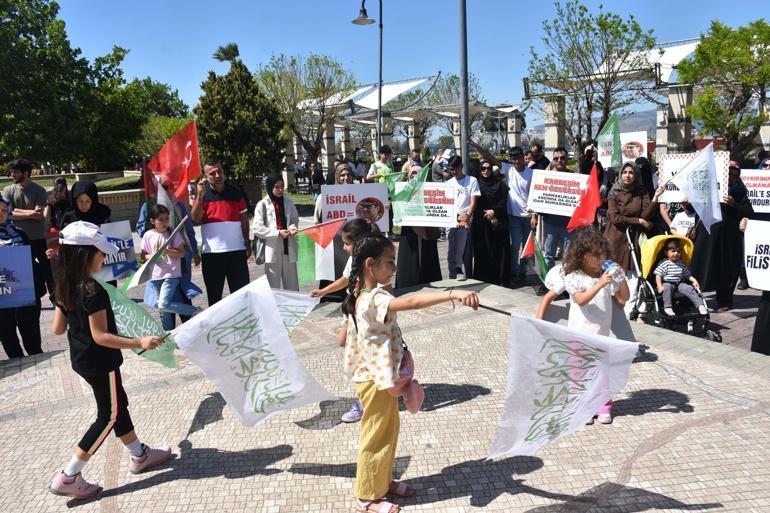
[64,282,123,376]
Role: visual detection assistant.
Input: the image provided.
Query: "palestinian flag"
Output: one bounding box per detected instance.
[520,224,549,284]
[297,219,347,285]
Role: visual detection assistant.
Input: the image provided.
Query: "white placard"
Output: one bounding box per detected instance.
[658,151,729,203]
[526,169,590,217]
[741,170,770,213]
[745,220,770,291]
[93,220,137,281]
[321,183,389,232]
[598,130,648,169]
[393,182,457,228]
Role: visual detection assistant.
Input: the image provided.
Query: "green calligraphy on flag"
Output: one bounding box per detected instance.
[597,112,621,168]
[95,279,176,368]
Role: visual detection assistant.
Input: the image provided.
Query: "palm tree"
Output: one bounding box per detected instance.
[213,43,240,64]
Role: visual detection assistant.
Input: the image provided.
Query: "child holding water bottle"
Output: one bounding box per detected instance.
[563,225,629,424]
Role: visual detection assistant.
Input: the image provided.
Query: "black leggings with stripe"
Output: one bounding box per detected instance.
[78,369,135,455]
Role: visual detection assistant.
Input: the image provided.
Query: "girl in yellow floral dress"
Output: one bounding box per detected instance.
[341,233,478,513]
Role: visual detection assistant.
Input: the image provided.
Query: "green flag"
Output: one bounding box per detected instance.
[392,162,432,223]
[382,171,406,197]
[95,279,177,368]
[597,112,621,168]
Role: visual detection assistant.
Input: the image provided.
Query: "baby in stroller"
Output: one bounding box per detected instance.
[654,238,708,316]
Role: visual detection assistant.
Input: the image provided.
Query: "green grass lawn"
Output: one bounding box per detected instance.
[94,175,141,191]
[285,192,315,206]
[0,176,59,189]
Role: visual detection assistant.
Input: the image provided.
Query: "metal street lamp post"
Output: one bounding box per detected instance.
[352,0,382,151]
[459,0,469,161]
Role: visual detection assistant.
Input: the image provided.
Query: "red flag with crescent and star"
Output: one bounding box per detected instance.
[146,120,201,204]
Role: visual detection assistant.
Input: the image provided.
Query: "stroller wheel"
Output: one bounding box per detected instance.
[705,329,722,343]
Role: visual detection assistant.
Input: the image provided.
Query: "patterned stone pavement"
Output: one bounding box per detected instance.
[1,227,769,512]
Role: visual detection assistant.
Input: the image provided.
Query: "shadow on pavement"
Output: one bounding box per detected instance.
[294,383,492,430]
[294,397,356,430]
[612,389,694,418]
[522,481,722,512]
[186,393,226,437]
[290,455,411,480]
[68,442,293,506]
[400,383,491,413]
[0,350,64,380]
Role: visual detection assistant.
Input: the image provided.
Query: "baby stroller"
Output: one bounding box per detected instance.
[629,231,721,342]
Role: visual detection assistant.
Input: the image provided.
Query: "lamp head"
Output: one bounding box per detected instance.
[352,7,375,25]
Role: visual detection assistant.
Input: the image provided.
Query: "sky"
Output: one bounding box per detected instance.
[57,0,765,113]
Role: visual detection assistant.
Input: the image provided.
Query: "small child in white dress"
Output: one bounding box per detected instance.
[563,226,630,423]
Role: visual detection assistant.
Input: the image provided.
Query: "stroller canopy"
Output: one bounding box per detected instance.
[640,234,693,279]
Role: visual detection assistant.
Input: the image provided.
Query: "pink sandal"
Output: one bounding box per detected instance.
[356,498,401,513]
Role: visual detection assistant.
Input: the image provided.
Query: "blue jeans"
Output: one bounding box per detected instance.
[542,214,571,269]
[151,278,198,331]
[509,215,532,278]
[447,227,469,278]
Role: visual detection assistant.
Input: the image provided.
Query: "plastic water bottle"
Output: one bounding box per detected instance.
[602,260,625,284]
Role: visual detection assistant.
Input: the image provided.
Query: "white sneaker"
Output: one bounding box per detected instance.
[664,308,675,316]
[457,273,467,281]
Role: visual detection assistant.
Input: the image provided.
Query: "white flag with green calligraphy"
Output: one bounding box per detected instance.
[489,313,638,458]
[172,276,334,426]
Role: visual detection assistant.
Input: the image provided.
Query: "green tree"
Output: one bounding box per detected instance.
[125,78,189,118]
[527,0,657,151]
[194,43,287,179]
[256,53,356,162]
[0,0,93,164]
[131,116,191,158]
[437,135,455,150]
[678,20,770,158]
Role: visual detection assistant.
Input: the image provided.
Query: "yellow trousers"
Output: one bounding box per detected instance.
[355,380,400,500]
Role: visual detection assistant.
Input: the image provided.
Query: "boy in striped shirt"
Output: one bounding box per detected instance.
[654,239,707,316]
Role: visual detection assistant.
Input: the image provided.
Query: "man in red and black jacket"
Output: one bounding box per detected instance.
[191,159,252,305]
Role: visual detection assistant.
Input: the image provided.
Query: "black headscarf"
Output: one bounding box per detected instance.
[265,173,288,254]
[61,181,111,227]
[478,166,504,198]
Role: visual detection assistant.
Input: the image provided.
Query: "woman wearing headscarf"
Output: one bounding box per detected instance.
[0,198,44,359]
[395,166,443,288]
[690,163,754,311]
[252,173,300,291]
[313,163,355,300]
[605,162,665,317]
[471,161,511,286]
[47,177,71,231]
[59,181,111,228]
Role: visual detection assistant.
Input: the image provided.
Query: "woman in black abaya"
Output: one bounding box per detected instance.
[471,162,511,286]
[690,164,754,311]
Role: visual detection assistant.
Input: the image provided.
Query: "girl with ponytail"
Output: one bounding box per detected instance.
[342,233,479,513]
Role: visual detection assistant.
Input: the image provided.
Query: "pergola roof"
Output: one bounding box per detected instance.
[298,75,437,112]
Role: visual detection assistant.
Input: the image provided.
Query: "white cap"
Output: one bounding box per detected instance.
[60,221,119,254]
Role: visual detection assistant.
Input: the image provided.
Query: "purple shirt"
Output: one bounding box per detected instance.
[141,230,184,281]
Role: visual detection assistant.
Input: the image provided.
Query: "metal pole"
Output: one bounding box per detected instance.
[377,0,383,151]
[459,0,469,161]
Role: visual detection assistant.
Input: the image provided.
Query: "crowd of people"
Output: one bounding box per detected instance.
[1,146,768,507]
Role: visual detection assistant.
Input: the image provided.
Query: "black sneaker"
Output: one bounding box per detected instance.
[536,285,548,296]
[736,280,749,290]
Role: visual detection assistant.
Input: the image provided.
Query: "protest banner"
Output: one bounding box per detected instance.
[526,170,590,217]
[320,183,389,232]
[172,276,335,427]
[744,220,770,291]
[658,150,729,203]
[95,279,176,368]
[598,130,648,169]
[741,171,770,214]
[489,313,637,458]
[93,220,137,281]
[123,215,188,290]
[393,182,457,228]
[0,245,35,308]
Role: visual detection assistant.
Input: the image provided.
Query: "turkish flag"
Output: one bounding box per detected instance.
[146,120,201,203]
[567,163,602,232]
[300,219,347,249]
